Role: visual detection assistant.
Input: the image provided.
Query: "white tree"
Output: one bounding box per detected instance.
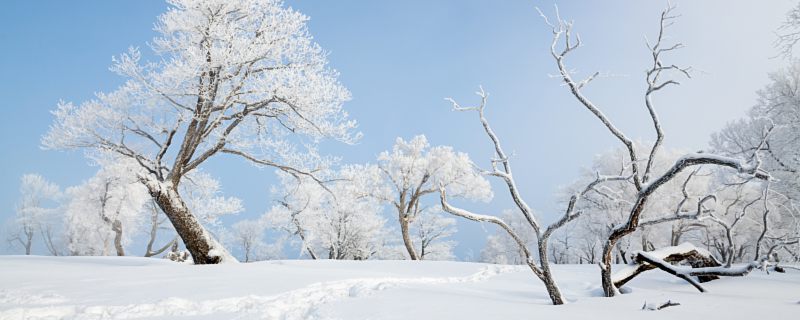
[65,159,150,256]
[376,135,492,260]
[566,145,714,264]
[479,211,537,265]
[42,0,357,264]
[710,62,800,261]
[441,4,770,303]
[538,4,769,297]
[411,208,457,261]
[266,165,389,260]
[230,218,267,262]
[701,181,765,265]
[7,174,62,255]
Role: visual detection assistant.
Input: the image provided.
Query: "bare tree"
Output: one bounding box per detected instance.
[441,87,631,305]
[43,0,358,264]
[539,4,770,297]
[776,2,800,58]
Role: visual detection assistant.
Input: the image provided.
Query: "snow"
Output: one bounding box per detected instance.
[646,242,714,259]
[1,256,799,319]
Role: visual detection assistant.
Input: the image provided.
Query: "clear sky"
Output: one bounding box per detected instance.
[0,0,794,258]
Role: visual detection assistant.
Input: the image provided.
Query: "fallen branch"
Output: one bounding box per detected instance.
[636,252,707,292]
[613,243,721,288]
[642,300,681,311]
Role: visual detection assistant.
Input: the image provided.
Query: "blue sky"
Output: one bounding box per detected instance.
[0,1,794,258]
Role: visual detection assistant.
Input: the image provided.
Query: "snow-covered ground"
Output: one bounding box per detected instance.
[1,256,798,319]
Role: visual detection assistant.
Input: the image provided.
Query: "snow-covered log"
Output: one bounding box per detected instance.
[613,243,722,289]
[613,243,757,292]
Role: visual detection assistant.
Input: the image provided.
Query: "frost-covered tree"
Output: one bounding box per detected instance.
[42,0,357,264]
[266,165,389,260]
[701,182,765,265]
[442,4,770,303]
[565,146,714,263]
[710,62,800,262]
[230,219,267,262]
[7,174,62,255]
[479,211,537,265]
[65,159,150,256]
[538,4,770,297]
[411,209,457,261]
[376,135,492,260]
[776,2,800,58]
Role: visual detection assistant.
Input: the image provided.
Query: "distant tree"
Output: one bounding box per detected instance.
[7,174,62,255]
[266,165,389,260]
[230,219,267,262]
[566,146,713,263]
[479,211,537,265]
[776,2,800,58]
[710,62,800,262]
[412,209,457,261]
[376,135,492,260]
[42,0,357,264]
[64,159,150,256]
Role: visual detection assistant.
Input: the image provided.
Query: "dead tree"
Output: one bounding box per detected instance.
[441,88,630,305]
[538,4,771,297]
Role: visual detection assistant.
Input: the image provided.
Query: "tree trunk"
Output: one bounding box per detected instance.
[537,237,566,305]
[148,182,228,264]
[112,220,125,256]
[399,214,419,260]
[600,240,617,297]
[24,229,33,255]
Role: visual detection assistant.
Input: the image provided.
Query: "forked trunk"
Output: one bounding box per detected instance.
[537,237,566,305]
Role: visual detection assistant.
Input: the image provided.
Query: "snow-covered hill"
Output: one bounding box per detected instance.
[1,256,798,319]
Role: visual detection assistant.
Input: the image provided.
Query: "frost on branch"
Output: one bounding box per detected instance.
[41,0,358,264]
[64,158,150,256]
[613,243,724,291]
[7,174,62,255]
[265,165,390,260]
[538,3,772,297]
[376,135,492,260]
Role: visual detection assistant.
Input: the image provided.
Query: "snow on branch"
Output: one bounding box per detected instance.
[537,5,644,191]
[438,186,545,280]
[612,243,760,292]
[642,2,691,185]
[445,88,541,235]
